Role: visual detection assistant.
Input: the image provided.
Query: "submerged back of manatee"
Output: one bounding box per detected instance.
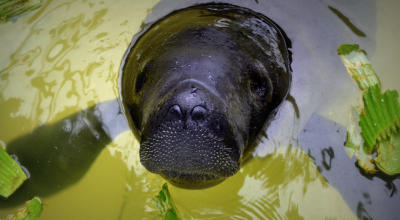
[1,0,400,219]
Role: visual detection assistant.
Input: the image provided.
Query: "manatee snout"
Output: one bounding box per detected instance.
[140,84,241,188]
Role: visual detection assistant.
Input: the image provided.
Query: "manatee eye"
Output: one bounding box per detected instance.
[191,106,206,121]
[166,105,182,120]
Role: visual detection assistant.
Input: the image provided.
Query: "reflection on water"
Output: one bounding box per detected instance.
[117,146,356,219]
[328,6,367,37]
[0,0,160,218]
[0,0,145,144]
[0,0,399,219]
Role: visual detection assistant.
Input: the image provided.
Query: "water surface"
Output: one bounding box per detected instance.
[0,0,399,219]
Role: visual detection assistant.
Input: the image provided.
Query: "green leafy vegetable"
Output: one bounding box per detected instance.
[26,197,43,219]
[153,183,181,220]
[0,147,28,198]
[337,44,364,56]
[359,85,400,151]
[339,44,400,175]
[375,132,400,175]
[344,107,362,158]
[345,107,378,174]
[164,210,180,220]
[338,44,380,91]
[0,0,42,22]
[5,197,43,220]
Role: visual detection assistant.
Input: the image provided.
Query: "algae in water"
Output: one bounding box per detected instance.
[5,197,43,220]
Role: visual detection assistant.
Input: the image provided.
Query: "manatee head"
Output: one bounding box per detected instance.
[120,3,291,189]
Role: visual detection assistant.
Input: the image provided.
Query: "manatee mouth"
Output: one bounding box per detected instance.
[140,115,241,189]
[160,170,226,189]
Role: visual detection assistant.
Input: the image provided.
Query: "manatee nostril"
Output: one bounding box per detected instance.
[166,105,182,120]
[191,106,206,121]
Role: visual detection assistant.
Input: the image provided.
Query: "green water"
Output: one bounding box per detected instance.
[0,0,399,219]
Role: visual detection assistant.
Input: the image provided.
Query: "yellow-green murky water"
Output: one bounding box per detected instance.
[1,0,400,219]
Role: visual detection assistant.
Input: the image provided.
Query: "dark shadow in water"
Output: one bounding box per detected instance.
[285,200,305,220]
[0,99,126,207]
[285,94,299,119]
[363,192,372,205]
[328,6,366,37]
[308,148,316,161]
[321,147,334,171]
[298,113,400,219]
[355,161,400,197]
[385,182,398,197]
[357,202,373,220]
[307,146,326,175]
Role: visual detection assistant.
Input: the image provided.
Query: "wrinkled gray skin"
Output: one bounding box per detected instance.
[120,3,292,189]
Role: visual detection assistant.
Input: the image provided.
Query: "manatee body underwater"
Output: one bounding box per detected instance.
[120,3,292,189]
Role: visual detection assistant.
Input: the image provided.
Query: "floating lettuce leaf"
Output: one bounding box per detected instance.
[0,147,27,198]
[164,210,180,220]
[359,85,400,151]
[26,197,43,219]
[375,131,400,175]
[153,183,181,220]
[338,44,380,91]
[6,197,43,220]
[339,44,400,175]
[345,107,363,158]
[345,106,378,173]
[0,0,42,22]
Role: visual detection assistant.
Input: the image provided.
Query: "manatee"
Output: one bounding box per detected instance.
[120,3,292,189]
